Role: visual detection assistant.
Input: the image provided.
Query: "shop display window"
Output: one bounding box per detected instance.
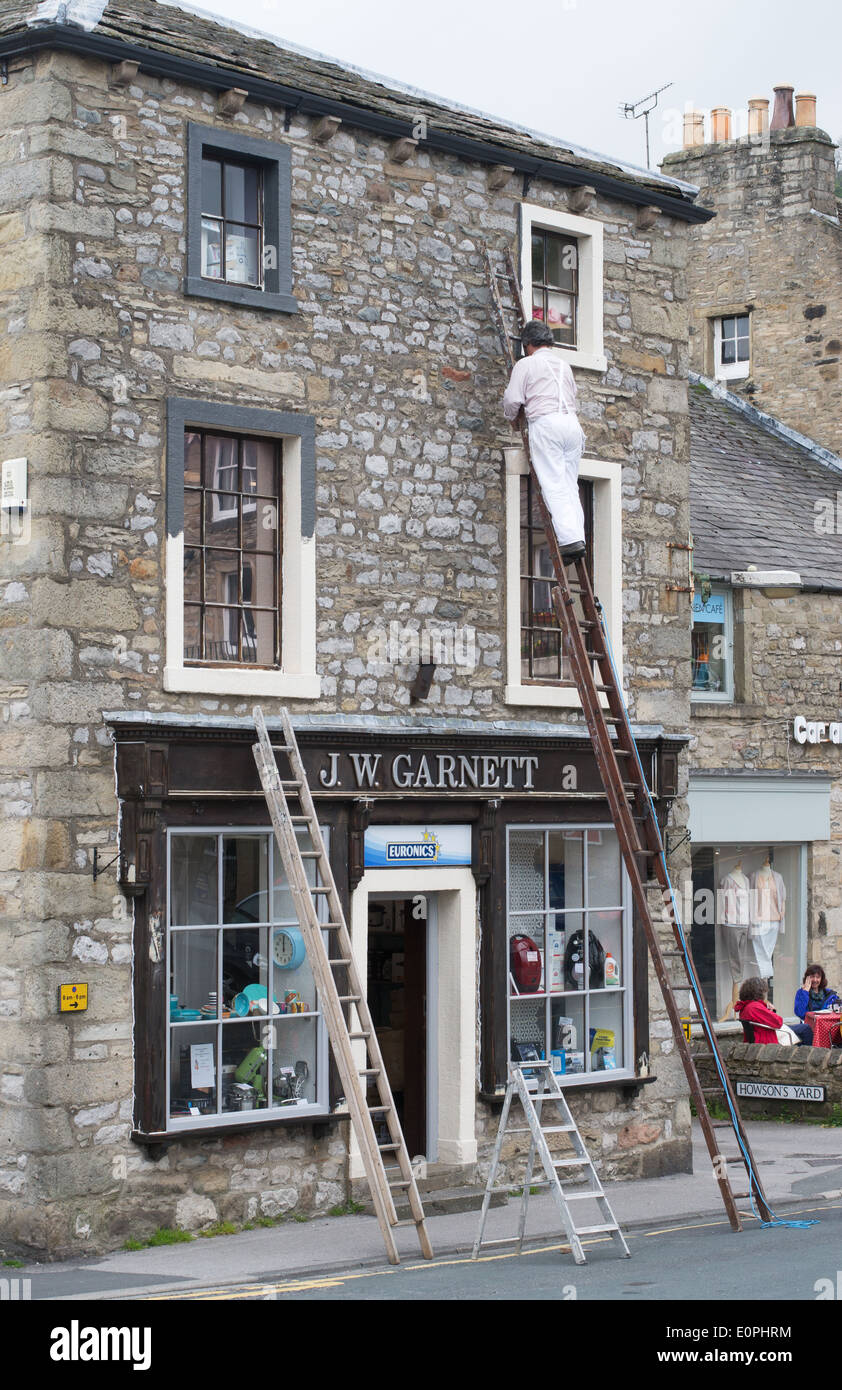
[167,829,329,1127]
[690,843,804,1020]
[507,826,631,1082]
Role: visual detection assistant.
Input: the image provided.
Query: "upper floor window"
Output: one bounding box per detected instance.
[201,157,263,288]
[186,124,297,314]
[505,447,622,710]
[165,398,319,700]
[519,203,606,374]
[183,430,281,669]
[520,474,593,683]
[692,585,734,702]
[531,228,578,348]
[713,314,750,382]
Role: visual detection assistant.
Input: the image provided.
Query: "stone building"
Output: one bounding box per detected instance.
[0,0,708,1257]
[687,376,842,1024]
[662,87,842,455]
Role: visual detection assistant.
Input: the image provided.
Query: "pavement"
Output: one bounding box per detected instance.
[13,1118,842,1300]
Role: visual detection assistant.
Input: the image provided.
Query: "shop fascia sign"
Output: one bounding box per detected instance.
[793,715,842,746]
[315,748,579,794]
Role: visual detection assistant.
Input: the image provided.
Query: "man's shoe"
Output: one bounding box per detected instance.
[559,542,586,563]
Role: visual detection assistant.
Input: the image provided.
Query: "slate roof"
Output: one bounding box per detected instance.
[690,380,842,590]
[0,0,703,209]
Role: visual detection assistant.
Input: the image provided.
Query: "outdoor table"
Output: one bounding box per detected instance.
[806,1010,842,1048]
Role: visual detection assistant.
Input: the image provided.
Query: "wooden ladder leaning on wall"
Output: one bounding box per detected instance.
[252,705,434,1265]
[484,244,772,1231]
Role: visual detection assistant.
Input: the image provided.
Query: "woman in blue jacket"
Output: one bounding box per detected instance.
[793,965,841,1044]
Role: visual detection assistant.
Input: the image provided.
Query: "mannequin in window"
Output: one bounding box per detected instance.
[718,858,751,1020]
[749,852,786,982]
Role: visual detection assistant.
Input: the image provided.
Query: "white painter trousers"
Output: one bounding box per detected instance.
[528,411,586,548]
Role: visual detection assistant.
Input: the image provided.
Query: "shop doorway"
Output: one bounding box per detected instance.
[367,894,433,1160]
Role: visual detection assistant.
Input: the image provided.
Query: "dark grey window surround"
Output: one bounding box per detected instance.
[166,397,316,542]
[186,122,298,314]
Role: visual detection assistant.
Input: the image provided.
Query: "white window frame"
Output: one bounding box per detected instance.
[506,823,634,1088]
[164,400,319,700]
[519,202,606,374]
[504,447,622,709]
[691,584,734,704]
[713,313,751,382]
[165,826,330,1132]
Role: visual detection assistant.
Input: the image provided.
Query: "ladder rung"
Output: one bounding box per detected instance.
[338,994,361,1004]
[359,1068,381,1077]
[280,780,302,789]
[367,1105,392,1115]
[330,957,352,967]
[378,1142,400,1152]
[562,1190,604,1201]
[554,1157,589,1167]
[349,1030,371,1040]
[393,1218,424,1227]
[572,1223,620,1236]
[289,816,310,824]
[310,886,331,894]
[389,1180,412,1190]
[324,923,343,931]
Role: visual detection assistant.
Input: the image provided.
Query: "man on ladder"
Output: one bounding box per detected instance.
[502,318,587,563]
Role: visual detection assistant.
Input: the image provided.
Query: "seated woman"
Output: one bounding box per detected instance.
[734,977,783,1044]
[793,965,841,1045]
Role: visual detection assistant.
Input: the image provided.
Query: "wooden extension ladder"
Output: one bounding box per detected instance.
[473,1062,630,1264]
[252,706,433,1265]
[484,246,772,1231]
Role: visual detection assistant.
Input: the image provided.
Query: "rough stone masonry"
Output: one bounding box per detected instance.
[0,24,696,1256]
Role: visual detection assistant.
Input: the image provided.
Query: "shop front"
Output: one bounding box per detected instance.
[110,713,683,1180]
[688,774,831,1019]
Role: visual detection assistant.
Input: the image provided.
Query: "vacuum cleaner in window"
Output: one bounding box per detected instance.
[564,929,605,990]
[510,934,542,993]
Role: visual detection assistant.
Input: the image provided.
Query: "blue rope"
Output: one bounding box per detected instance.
[594,603,818,1232]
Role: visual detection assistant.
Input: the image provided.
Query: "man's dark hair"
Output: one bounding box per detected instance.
[739,976,767,1003]
[521,318,555,351]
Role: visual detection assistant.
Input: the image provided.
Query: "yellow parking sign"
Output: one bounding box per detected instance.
[59,984,88,1013]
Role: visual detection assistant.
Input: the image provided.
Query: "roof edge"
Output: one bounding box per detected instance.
[1,20,714,223]
[691,372,842,476]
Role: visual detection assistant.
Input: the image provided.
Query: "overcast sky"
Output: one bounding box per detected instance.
[163,0,841,176]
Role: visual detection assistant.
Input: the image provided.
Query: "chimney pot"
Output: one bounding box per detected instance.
[747,98,769,137]
[795,92,817,128]
[711,107,731,142]
[770,84,795,130]
[682,110,705,148]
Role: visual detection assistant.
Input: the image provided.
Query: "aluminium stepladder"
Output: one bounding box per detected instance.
[473,1062,630,1264]
[484,244,772,1230]
[251,705,433,1266]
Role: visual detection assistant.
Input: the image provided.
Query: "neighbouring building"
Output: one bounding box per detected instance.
[662,86,842,456]
[687,376,842,1024]
[0,0,708,1258]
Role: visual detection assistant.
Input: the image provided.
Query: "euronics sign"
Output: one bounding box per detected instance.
[364,825,472,869]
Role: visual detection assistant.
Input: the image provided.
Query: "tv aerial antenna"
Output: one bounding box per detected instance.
[619,82,672,168]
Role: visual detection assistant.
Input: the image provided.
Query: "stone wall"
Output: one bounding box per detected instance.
[663,128,842,455]
[690,587,842,981]
[0,45,695,1256]
[693,1040,842,1121]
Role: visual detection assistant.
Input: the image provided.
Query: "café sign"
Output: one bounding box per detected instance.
[793,715,842,745]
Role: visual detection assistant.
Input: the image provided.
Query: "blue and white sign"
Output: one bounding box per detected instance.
[364,824,472,869]
[693,592,726,624]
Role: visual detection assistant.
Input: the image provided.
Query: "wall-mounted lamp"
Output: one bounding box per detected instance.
[409,663,436,703]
